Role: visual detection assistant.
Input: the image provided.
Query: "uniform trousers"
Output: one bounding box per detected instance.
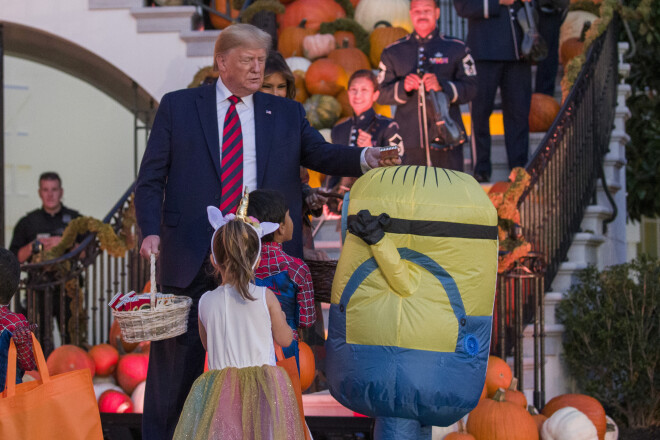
[472,60,532,178]
[142,257,215,440]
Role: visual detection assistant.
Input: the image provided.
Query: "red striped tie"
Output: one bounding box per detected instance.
[219,95,243,215]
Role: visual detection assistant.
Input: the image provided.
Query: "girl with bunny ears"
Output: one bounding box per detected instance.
[173,192,305,440]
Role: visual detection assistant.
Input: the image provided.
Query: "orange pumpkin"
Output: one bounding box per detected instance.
[445,420,476,440]
[293,70,309,103]
[504,377,527,408]
[560,37,584,66]
[541,393,607,440]
[88,343,119,377]
[46,344,96,378]
[336,89,353,118]
[327,44,371,77]
[278,0,347,34]
[116,353,149,395]
[369,22,409,68]
[334,31,356,48]
[209,0,240,30]
[98,389,133,413]
[298,341,315,392]
[529,93,561,132]
[528,405,548,435]
[466,389,539,440]
[305,58,348,96]
[479,381,488,399]
[485,355,513,397]
[278,20,316,58]
[109,320,139,354]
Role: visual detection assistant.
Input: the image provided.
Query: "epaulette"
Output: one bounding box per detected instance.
[383,33,412,51]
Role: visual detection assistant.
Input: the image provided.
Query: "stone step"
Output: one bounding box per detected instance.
[180,29,221,57]
[89,0,142,8]
[567,232,606,266]
[581,205,613,235]
[550,261,589,293]
[130,6,196,33]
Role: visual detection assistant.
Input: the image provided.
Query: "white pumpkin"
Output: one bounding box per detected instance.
[131,381,146,413]
[541,406,598,440]
[605,415,618,440]
[93,382,124,402]
[286,56,311,74]
[559,11,599,49]
[302,34,336,60]
[354,0,413,33]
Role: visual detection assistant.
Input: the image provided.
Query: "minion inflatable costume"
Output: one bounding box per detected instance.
[326,166,499,439]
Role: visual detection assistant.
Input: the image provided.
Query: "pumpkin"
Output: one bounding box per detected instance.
[479,381,488,399]
[504,377,527,408]
[529,405,549,435]
[46,344,95,378]
[109,319,139,354]
[542,394,607,440]
[286,56,312,74]
[298,341,316,392]
[303,34,337,60]
[88,343,119,376]
[369,22,409,68]
[466,389,539,440]
[209,0,240,30]
[98,389,133,413]
[445,419,476,440]
[334,31,356,48]
[604,415,618,440]
[336,89,353,118]
[116,353,149,395]
[354,0,413,33]
[304,95,342,130]
[560,37,584,66]
[529,93,561,132]
[131,381,146,414]
[278,0,347,33]
[278,20,315,58]
[373,102,392,118]
[541,406,598,440]
[305,58,348,96]
[293,70,309,103]
[485,355,513,397]
[93,381,123,402]
[559,11,598,49]
[135,340,151,355]
[327,42,371,77]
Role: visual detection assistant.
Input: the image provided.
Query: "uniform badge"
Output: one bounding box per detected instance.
[388,133,404,156]
[430,56,449,65]
[462,54,477,76]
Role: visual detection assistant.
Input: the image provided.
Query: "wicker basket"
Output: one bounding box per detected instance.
[112,254,192,343]
[304,259,338,303]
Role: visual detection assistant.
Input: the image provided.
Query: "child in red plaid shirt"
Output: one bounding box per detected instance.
[1,248,37,391]
[247,189,316,370]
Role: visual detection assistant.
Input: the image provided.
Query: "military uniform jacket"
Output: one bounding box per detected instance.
[454,0,528,61]
[377,28,477,153]
[331,108,403,156]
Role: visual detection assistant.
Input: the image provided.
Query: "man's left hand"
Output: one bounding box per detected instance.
[422,73,442,92]
[365,147,402,169]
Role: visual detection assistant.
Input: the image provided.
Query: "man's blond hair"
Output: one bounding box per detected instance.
[212,23,272,72]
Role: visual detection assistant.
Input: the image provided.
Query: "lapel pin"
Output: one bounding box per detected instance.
[266,110,271,115]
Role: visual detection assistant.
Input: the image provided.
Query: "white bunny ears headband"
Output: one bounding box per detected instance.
[207,188,280,269]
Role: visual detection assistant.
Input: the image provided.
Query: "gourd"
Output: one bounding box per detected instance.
[529,405,549,435]
[445,420,476,440]
[485,355,513,397]
[109,319,139,353]
[278,0,347,33]
[336,89,353,118]
[303,34,337,60]
[46,344,96,378]
[98,390,134,413]
[354,0,413,33]
[327,40,371,76]
[369,21,409,67]
[504,377,528,408]
[116,353,149,395]
[303,95,343,130]
[541,406,598,440]
[286,56,311,74]
[278,20,315,57]
[293,70,309,104]
[542,394,607,440]
[131,381,146,413]
[209,0,240,30]
[529,93,561,133]
[305,59,349,96]
[298,341,316,391]
[559,11,598,49]
[466,389,539,440]
[604,415,618,440]
[88,343,119,377]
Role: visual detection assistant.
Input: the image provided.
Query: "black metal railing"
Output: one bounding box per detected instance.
[18,184,148,356]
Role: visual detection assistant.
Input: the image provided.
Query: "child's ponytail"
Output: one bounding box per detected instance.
[212,220,260,300]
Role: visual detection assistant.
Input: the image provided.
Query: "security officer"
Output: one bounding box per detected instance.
[377,0,477,171]
[455,0,534,182]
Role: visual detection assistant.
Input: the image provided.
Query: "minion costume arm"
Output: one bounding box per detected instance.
[348,210,420,297]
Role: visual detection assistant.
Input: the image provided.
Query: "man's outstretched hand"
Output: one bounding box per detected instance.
[365,147,402,169]
[140,235,160,259]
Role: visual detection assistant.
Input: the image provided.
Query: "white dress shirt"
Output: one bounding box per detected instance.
[216,79,371,192]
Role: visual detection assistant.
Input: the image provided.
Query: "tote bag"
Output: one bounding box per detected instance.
[275,343,311,440]
[0,334,103,439]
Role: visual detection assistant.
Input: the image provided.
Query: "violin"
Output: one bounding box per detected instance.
[516,1,548,62]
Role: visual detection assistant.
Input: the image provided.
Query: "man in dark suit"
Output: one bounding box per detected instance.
[134,23,397,440]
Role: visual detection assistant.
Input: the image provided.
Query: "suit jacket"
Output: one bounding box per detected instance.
[135,84,363,288]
